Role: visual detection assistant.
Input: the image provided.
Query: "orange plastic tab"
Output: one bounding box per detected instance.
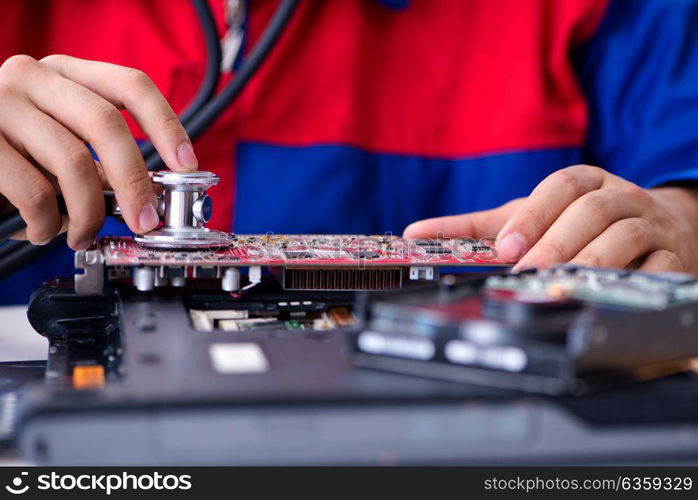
[72,365,105,390]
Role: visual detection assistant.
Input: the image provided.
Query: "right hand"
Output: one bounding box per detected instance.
[0,54,199,249]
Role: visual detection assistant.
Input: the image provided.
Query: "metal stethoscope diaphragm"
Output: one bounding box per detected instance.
[134,171,233,249]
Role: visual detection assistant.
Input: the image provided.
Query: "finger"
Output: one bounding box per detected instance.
[495,165,610,261]
[3,55,158,233]
[11,216,69,241]
[40,55,197,172]
[638,250,683,273]
[0,135,62,244]
[515,186,649,269]
[567,217,657,269]
[403,199,524,240]
[0,98,104,249]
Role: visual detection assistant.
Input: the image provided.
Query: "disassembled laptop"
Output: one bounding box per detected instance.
[7,172,698,464]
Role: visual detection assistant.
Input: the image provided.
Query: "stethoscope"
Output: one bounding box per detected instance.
[0,0,299,277]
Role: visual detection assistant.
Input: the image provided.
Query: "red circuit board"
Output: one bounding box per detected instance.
[99,235,511,267]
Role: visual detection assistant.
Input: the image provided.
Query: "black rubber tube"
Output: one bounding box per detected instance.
[140,0,222,165]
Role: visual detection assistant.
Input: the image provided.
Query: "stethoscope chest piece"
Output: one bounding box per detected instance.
[135,171,233,249]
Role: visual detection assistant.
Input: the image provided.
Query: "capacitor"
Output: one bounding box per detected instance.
[221,267,241,292]
[133,266,155,292]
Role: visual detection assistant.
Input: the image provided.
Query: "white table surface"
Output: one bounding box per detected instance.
[0,306,47,362]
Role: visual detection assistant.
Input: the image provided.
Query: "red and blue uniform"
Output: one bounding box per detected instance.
[1,0,698,303]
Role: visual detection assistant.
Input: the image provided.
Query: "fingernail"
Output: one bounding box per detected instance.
[35,239,51,246]
[139,203,160,232]
[403,223,418,237]
[74,239,93,250]
[176,141,198,171]
[496,233,526,261]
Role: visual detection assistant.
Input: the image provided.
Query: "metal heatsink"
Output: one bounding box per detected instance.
[280,267,403,291]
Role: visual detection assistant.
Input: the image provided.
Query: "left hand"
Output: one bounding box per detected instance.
[403,165,698,274]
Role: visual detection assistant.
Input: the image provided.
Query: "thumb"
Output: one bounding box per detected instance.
[402,198,524,240]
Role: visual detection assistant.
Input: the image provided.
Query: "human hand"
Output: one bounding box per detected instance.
[0,54,198,249]
[404,165,698,273]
